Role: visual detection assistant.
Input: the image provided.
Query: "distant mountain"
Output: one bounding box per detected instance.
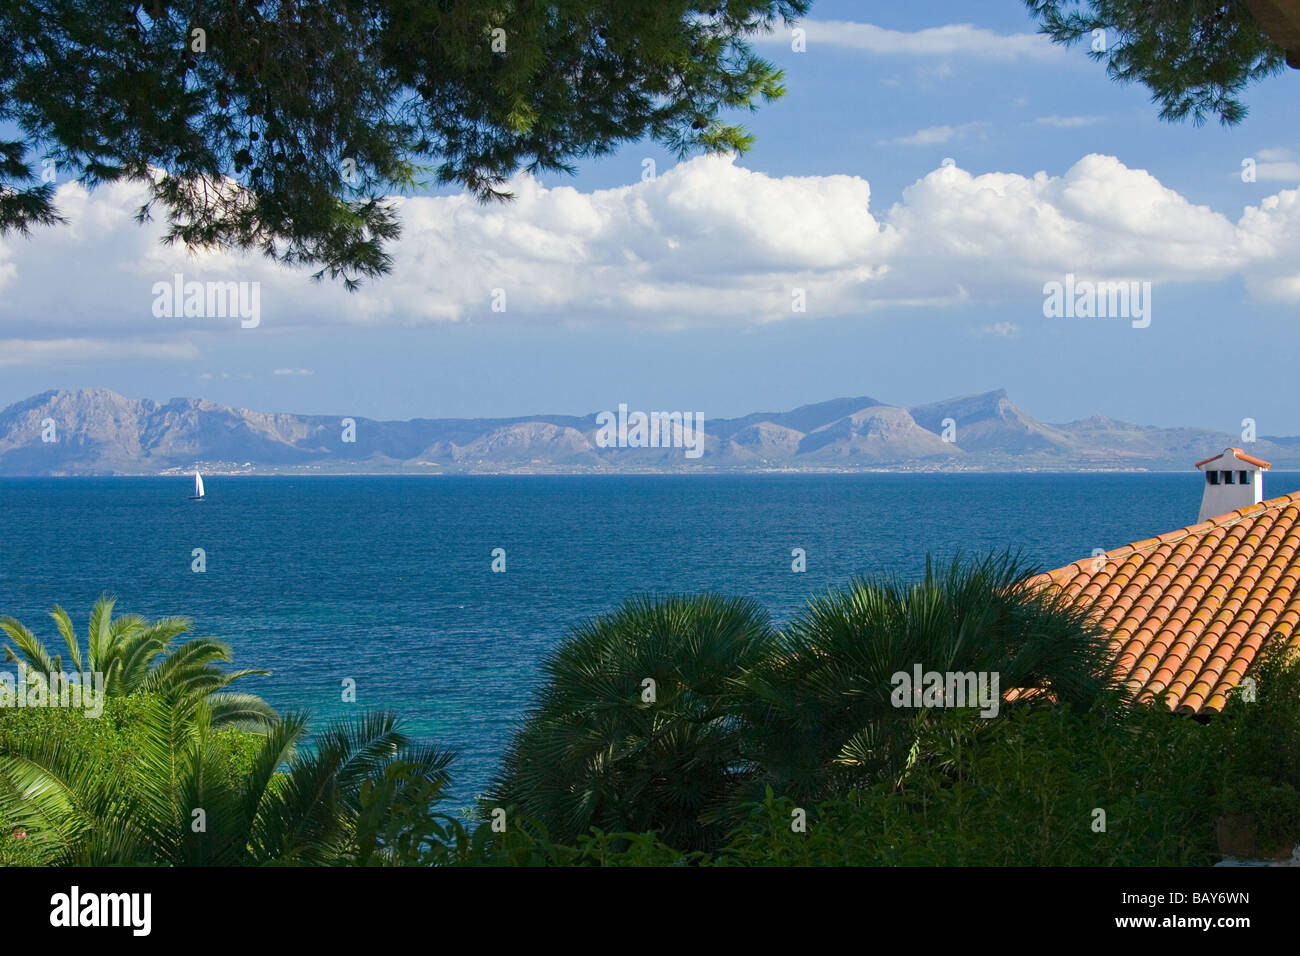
[908,389,1070,455]
[1,387,1297,475]
[795,405,958,462]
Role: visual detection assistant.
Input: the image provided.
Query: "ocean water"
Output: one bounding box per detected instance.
[0,473,1287,801]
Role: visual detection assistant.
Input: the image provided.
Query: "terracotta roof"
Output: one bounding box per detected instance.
[1033,491,1300,715]
[1193,447,1272,469]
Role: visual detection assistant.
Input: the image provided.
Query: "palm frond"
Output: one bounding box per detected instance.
[49,605,83,676]
[85,595,118,671]
[0,616,57,676]
[206,692,278,730]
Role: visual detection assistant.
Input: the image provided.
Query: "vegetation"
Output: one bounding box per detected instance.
[2,562,1298,866]
[468,650,1298,866]
[1024,1,1288,126]
[0,597,454,865]
[0,693,260,864]
[715,702,1221,866]
[490,593,774,850]
[0,0,808,284]
[1208,645,1300,856]
[489,555,1117,851]
[0,694,453,865]
[738,554,1115,804]
[1,595,275,729]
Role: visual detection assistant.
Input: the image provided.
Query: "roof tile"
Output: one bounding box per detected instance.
[1033,490,1300,714]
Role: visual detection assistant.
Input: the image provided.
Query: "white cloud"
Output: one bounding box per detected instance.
[1257,148,1294,162]
[273,368,314,376]
[1036,115,1104,128]
[980,322,1021,339]
[1,153,1299,339]
[757,21,1060,60]
[1258,162,1300,182]
[879,155,1298,304]
[916,62,955,82]
[0,337,198,367]
[197,371,252,380]
[879,122,987,147]
[1249,148,1300,183]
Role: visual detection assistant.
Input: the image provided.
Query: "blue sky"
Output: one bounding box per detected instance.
[1,0,1298,433]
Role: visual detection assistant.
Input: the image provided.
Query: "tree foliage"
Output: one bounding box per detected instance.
[0,0,808,285]
[1,594,276,729]
[489,593,775,850]
[0,697,454,865]
[739,553,1116,804]
[4,577,1299,866]
[490,556,1119,852]
[1024,1,1287,126]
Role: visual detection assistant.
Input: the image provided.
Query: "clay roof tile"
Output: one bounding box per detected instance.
[1032,490,1300,715]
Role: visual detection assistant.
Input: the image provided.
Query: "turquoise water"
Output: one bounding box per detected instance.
[0,473,1282,799]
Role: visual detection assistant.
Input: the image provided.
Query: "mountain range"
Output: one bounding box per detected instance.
[1,387,1296,475]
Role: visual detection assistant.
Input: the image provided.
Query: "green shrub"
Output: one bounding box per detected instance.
[488,594,776,851]
[0,693,262,865]
[491,558,1117,853]
[708,701,1218,866]
[738,554,1116,806]
[1208,645,1300,855]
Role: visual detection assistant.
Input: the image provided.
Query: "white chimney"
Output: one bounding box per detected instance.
[1195,447,1270,522]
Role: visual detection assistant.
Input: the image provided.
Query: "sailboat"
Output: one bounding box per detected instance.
[189,470,205,501]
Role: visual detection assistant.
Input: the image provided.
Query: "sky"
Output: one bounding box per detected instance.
[1,0,1298,432]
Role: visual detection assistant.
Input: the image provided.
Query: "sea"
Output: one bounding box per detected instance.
[0,473,1286,802]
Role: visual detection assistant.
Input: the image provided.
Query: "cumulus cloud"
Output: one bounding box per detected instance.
[882,155,1256,299]
[1,152,1298,348]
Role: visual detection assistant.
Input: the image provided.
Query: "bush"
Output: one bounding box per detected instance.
[0,694,262,865]
[713,701,1218,866]
[1208,645,1300,856]
[738,554,1116,806]
[488,594,776,851]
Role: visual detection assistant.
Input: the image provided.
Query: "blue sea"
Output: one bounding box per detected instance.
[0,473,1285,801]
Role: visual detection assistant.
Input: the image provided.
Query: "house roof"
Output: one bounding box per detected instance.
[1033,491,1300,715]
[1193,447,1272,469]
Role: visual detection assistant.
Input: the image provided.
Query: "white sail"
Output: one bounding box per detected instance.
[194,471,205,498]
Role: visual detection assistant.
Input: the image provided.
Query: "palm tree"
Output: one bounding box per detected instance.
[0,700,455,866]
[0,595,274,728]
[489,593,776,852]
[739,552,1118,803]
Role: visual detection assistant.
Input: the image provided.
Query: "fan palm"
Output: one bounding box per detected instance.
[0,699,455,866]
[740,552,1118,802]
[489,593,776,852]
[0,595,275,729]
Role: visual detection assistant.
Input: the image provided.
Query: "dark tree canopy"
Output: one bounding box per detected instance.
[1025,0,1288,127]
[0,1,808,285]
